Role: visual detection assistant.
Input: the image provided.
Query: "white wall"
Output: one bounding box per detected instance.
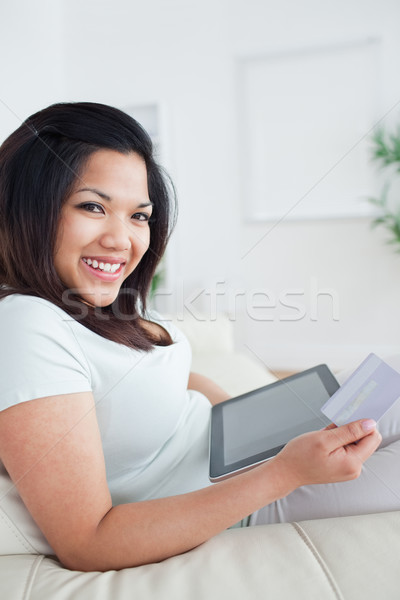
[0,0,66,141]
[1,0,399,372]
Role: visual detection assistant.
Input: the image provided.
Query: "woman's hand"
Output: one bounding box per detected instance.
[274,419,382,489]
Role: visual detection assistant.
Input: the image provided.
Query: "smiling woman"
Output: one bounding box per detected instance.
[0,103,175,349]
[54,150,153,308]
[0,102,395,573]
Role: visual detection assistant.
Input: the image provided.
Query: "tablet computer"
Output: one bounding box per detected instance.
[209,364,339,482]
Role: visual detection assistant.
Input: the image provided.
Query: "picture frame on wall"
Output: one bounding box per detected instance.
[236,38,381,222]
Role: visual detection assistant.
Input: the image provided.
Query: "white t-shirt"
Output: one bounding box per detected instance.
[0,294,212,512]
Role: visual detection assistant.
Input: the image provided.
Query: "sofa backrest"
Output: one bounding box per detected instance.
[0,461,53,556]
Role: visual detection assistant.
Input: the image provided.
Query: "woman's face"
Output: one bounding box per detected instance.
[54,149,152,307]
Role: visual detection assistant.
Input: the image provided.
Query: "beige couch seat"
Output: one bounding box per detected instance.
[2,511,400,600]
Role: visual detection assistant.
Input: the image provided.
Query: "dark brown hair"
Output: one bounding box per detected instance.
[0,102,176,350]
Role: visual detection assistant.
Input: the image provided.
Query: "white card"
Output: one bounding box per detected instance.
[321,353,400,426]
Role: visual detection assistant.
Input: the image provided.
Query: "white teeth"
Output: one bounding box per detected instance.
[83,258,121,273]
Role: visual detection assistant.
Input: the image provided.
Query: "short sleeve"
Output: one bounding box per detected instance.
[0,295,92,411]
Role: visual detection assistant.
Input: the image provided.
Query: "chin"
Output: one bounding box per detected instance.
[80,291,118,309]
[94,296,117,309]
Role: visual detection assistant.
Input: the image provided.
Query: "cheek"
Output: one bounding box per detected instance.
[134,227,151,255]
[56,214,97,253]
[53,249,71,287]
[145,227,151,248]
[65,214,96,240]
[54,215,91,278]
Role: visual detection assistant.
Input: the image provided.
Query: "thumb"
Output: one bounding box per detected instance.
[325,419,377,450]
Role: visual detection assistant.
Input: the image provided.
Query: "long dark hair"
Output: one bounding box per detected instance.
[0,102,176,350]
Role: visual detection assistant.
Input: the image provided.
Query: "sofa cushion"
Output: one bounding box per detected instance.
[0,462,53,556]
[1,511,399,600]
[191,352,277,396]
[169,313,235,355]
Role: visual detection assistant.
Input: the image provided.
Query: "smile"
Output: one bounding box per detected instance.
[82,257,122,273]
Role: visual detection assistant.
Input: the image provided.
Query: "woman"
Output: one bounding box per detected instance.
[0,102,394,571]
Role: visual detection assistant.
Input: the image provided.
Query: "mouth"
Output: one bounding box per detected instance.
[81,257,126,280]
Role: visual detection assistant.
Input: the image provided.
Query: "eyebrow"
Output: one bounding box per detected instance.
[76,187,153,207]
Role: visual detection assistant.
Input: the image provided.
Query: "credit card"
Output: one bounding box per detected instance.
[321,353,400,426]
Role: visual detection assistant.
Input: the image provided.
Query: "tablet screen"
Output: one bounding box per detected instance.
[223,371,331,464]
[210,365,339,481]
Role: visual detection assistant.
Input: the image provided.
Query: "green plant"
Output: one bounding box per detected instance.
[368,126,400,252]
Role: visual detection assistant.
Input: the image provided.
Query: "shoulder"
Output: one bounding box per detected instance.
[0,294,78,346]
[0,294,88,363]
[0,294,73,324]
[0,294,92,411]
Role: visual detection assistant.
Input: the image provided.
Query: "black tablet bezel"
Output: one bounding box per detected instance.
[209,364,339,482]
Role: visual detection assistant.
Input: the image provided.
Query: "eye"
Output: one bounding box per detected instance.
[131,212,152,222]
[78,202,104,214]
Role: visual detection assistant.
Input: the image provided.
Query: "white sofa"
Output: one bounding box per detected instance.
[2,511,400,600]
[1,315,400,599]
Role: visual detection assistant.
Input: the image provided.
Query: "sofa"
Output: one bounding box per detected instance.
[1,314,400,599]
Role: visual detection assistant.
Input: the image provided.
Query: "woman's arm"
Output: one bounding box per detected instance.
[0,393,381,572]
[188,372,231,405]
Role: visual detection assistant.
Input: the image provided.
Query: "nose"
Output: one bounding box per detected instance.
[99,214,131,251]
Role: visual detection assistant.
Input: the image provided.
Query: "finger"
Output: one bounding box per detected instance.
[323,423,337,430]
[344,429,382,462]
[325,419,377,450]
